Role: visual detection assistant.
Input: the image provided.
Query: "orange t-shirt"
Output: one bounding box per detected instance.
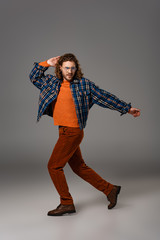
[39,61,79,127]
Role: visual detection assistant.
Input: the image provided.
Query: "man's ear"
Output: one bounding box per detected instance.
[59,65,62,71]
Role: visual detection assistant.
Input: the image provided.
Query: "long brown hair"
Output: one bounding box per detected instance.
[55,53,84,80]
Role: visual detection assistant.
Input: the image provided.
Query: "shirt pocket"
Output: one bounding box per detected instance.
[79,90,90,108]
[79,90,90,96]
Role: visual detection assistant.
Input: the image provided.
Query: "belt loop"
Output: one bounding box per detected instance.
[58,126,68,132]
[63,127,68,132]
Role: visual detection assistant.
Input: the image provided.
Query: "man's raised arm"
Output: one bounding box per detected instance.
[29,56,60,90]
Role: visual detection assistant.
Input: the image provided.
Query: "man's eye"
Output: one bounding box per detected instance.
[64,67,76,71]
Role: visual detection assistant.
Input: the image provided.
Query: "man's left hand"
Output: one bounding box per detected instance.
[128,108,141,117]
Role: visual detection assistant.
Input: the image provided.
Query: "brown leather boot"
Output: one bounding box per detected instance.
[107,185,121,209]
[47,204,76,216]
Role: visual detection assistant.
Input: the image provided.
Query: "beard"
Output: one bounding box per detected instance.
[63,73,75,81]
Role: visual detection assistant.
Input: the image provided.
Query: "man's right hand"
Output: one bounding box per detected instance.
[47,56,60,67]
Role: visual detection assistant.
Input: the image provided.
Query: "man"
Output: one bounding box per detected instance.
[29,53,140,216]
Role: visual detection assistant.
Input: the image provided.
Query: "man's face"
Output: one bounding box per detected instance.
[60,61,76,81]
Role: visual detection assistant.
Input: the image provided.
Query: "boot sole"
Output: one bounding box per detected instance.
[47,209,76,216]
[117,186,121,195]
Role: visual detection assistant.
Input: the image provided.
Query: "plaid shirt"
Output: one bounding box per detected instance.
[29,62,132,129]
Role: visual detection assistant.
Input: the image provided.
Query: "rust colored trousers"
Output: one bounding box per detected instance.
[48,126,114,205]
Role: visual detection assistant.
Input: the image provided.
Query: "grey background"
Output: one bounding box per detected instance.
[1,0,160,240]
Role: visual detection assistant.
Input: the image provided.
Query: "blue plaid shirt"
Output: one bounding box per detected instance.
[29,62,132,129]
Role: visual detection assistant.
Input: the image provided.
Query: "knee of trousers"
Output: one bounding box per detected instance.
[47,162,63,173]
[70,163,89,174]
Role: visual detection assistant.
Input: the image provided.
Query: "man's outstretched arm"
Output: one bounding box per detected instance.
[89,80,140,117]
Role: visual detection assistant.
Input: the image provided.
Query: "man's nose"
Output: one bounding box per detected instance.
[68,68,72,73]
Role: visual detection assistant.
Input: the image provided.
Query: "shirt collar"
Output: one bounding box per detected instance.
[55,77,79,84]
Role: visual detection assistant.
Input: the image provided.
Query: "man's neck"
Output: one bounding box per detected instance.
[63,78,73,83]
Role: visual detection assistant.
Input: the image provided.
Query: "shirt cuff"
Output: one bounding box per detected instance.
[120,102,132,116]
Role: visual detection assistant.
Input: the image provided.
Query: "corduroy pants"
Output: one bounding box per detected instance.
[48,126,114,205]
